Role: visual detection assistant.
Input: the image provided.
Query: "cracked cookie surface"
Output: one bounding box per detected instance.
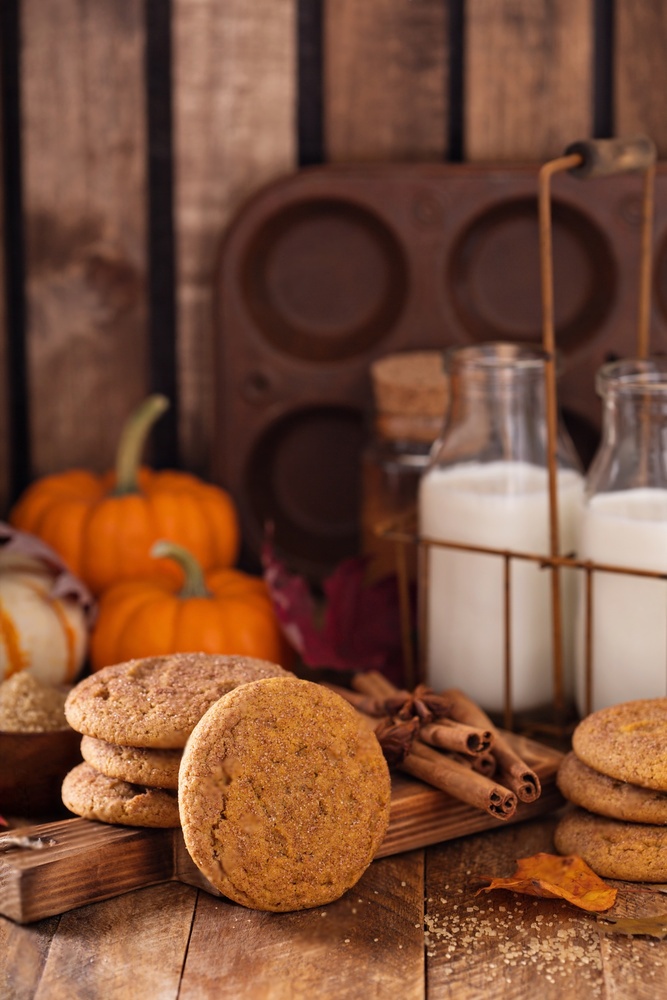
[572,698,667,790]
[557,751,667,825]
[554,807,667,882]
[64,653,288,748]
[80,735,182,789]
[179,676,392,912]
[62,761,180,827]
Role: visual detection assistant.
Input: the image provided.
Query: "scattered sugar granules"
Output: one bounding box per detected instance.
[424,896,605,994]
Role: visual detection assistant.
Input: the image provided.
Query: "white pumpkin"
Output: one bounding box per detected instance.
[0,548,89,684]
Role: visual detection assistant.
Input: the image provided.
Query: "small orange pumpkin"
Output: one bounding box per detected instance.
[9,396,240,596]
[89,540,289,671]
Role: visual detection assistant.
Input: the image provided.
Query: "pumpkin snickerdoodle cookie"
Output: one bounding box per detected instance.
[556,752,667,826]
[64,652,289,749]
[571,698,667,791]
[554,807,667,882]
[62,762,180,828]
[80,735,182,790]
[179,676,392,912]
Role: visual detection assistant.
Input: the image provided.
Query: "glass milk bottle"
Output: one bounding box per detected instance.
[418,343,584,714]
[575,358,667,713]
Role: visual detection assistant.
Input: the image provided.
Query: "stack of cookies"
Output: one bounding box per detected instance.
[554,698,667,882]
[61,656,392,912]
[61,653,288,828]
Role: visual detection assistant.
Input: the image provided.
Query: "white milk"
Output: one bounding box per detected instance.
[419,461,584,713]
[575,488,667,713]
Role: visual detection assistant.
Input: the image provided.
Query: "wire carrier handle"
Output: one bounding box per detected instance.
[539,134,657,721]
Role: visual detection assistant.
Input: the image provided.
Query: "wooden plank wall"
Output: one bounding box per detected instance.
[1,0,666,520]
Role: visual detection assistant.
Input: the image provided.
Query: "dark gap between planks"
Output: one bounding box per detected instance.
[0,0,30,501]
[145,0,180,470]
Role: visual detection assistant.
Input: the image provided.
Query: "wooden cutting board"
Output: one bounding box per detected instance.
[0,731,563,924]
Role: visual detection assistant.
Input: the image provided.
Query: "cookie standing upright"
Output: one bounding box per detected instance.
[179,676,392,912]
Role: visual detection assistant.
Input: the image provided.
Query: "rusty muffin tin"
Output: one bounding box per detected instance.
[213,163,667,581]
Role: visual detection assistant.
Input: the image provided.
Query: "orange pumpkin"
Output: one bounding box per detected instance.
[9,396,240,596]
[90,540,289,671]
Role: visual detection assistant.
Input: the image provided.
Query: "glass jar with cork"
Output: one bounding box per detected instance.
[361,351,449,583]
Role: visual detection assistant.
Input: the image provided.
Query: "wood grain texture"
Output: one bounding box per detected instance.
[425,817,602,998]
[20,0,149,478]
[0,732,561,924]
[465,0,594,161]
[0,913,59,1000]
[616,1,667,156]
[0,75,8,516]
[424,816,667,999]
[596,882,667,1000]
[32,882,196,1000]
[179,852,425,1000]
[325,0,449,162]
[0,818,175,923]
[172,0,296,476]
[4,818,667,997]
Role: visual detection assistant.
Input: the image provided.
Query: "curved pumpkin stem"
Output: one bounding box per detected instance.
[151,540,211,599]
[113,394,170,495]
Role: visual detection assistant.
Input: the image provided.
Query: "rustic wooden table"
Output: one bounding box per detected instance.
[2,812,666,1000]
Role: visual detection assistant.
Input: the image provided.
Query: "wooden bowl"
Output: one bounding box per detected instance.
[0,727,82,818]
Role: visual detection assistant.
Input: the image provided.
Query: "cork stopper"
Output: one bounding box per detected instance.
[370,350,449,442]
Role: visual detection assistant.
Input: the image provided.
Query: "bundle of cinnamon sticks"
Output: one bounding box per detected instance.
[328,672,541,822]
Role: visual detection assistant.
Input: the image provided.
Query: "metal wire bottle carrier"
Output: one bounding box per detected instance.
[382,136,660,737]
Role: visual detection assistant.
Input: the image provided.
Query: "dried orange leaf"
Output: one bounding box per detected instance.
[476,853,618,913]
[597,914,667,939]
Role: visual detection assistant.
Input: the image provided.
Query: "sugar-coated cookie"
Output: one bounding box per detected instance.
[80,735,182,790]
[572,698,667,791]
[179,676,392,912]
[554,807,667,882]
[557,751,667,825]
[62,762,180,828]
[65,653,288,749]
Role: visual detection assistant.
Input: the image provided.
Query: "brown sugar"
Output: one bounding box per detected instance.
[0,671,69,732]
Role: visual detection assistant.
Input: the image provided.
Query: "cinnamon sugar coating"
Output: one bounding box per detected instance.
[557,752,667,825]
[62,761,180,827]
[554,807,667,882]
[572,698,667,791]
[64,653,288,749]
[81,735,181,789]
[179,677,392,912]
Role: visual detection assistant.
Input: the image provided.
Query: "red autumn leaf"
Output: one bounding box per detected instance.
[476,853,618,913]
[261,527,413,685]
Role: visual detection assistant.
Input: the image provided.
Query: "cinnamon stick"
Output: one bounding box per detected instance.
[442,688,541,803]
[352,670,400,700]
[448,750,497,779]
[324,683,387,718]
[404,740,517,819]
[419,719,494,755]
